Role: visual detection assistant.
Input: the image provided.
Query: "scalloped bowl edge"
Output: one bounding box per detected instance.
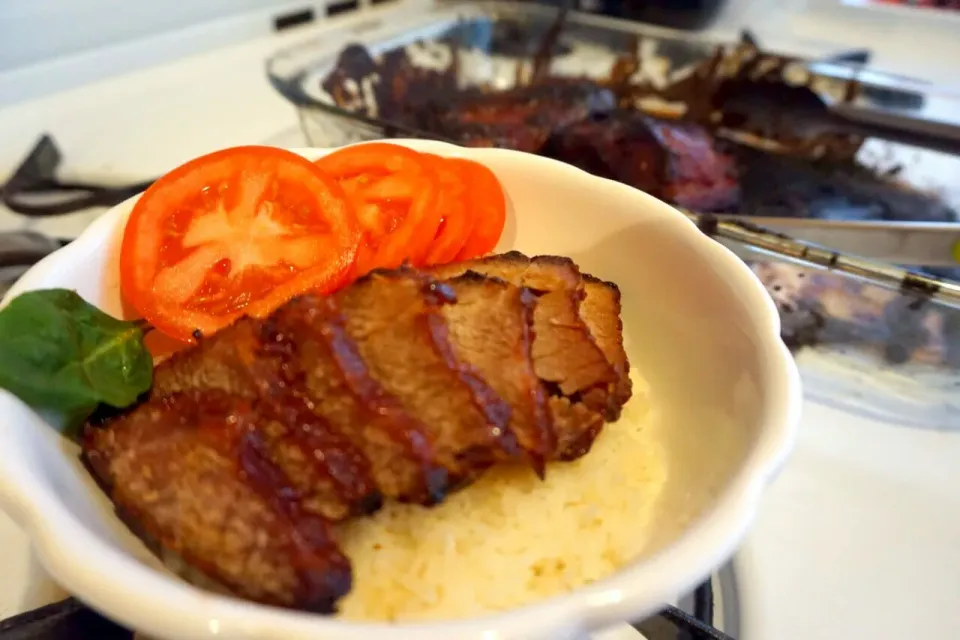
[0,140,801,640]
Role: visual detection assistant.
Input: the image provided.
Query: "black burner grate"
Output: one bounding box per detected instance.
[631,581,735,640]
[0,598,130,640]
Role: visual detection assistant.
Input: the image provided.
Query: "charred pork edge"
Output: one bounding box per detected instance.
[320,295,451,506]
[581,272,633,414]
[80,428,350,614]
[437,270,556,476]
[518,285,555,476]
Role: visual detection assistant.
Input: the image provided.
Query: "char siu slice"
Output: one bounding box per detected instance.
[429,252,625,418]
[439,272,554,474]
[83,390,352,614]
[151,317,264,398]
[334,268,520,485]
[148,313,404,520]
[267,295,450,506]
[147,317,382,522]
[580,275,632,421]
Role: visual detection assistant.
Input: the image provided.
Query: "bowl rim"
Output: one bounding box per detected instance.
[0,140,802,640]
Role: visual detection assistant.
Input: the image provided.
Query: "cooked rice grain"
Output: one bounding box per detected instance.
[336,368,665,621]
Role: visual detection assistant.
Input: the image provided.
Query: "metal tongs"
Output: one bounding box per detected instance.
[713,30,960,158]
[685,210,960,310]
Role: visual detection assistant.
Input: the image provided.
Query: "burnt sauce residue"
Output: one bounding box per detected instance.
[735,146,956,223]
[320,21,958,225]
[754,261,960,369]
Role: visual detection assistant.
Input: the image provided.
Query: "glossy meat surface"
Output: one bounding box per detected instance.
[84,390,352,613]
[82,255,631,612]
[429,251,631,423]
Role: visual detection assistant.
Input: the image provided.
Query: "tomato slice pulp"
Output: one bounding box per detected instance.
[420,154,474,266]
[314,143,441,275]
[120,146,359,343]
[452,158,507,260]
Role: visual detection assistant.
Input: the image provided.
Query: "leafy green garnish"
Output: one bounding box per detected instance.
[0,289,153,432]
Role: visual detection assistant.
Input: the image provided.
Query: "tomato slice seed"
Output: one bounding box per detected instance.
[120,146,359,343]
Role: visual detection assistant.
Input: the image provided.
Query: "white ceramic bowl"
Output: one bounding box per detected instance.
[0,140,800,640]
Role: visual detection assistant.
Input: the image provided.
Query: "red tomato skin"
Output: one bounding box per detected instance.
[314,143,442,276]
[120,146,359,343]
[419,154,475,267]
[453,158,507,261]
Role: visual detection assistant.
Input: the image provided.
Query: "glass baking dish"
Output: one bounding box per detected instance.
[733,248,960,430]
[266,0,960,267]
[268,0,827,146]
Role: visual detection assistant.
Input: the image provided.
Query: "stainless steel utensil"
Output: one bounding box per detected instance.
[707,216,960,267]
[685,210,960,310]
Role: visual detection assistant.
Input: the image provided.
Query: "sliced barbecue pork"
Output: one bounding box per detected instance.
[333,268,520,483]
[83,389,353,614]
[429,251,632,423]
[82,255,631,614]
[440,272,554,474]
[581,274,632,417]
[266,295,450,507]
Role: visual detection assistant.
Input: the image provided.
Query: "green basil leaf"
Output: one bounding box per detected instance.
[0,289,153,431]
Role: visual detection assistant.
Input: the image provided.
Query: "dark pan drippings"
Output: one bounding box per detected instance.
[319,22,957,224]
[735,146,956,222]
[753,261,960,369]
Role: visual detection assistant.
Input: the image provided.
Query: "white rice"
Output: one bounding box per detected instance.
[335,368,666,622]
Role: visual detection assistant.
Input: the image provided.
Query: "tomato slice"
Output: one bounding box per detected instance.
[120,146,359,343]
[314,143,441,275]
[420,154,474,266]
[453,159,507,261]
[314,142,426,178]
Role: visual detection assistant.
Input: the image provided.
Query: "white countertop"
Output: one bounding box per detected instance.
[1,4,959,638]
[0,21,313,239]
[738,401,960,639]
